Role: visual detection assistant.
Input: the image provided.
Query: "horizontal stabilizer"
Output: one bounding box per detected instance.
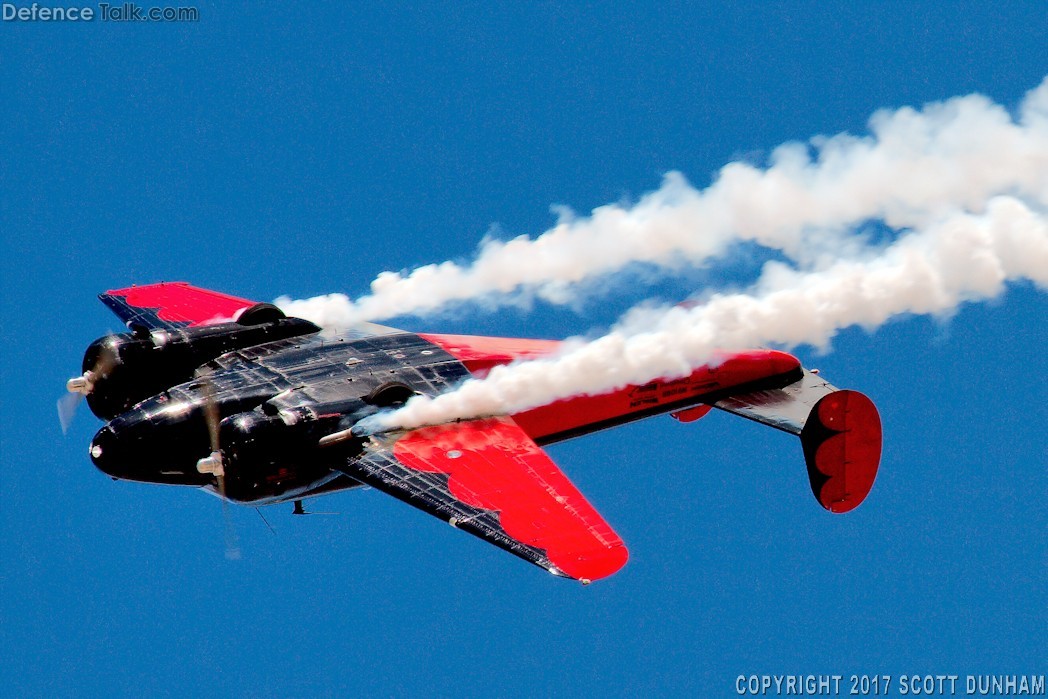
[709,369,881,512]
[712,369,837,435]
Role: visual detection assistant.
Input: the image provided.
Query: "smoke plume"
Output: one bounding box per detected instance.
[359,195,1047,432]
[275,79,1048,433]
[279,79,1048,327]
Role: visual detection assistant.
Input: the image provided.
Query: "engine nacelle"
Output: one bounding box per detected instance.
[211,398,372,502]
[80,313,320,419]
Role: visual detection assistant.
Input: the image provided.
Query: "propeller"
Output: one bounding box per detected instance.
[56,393,83,436]
[195,375,241,560]
[58,335,120,435]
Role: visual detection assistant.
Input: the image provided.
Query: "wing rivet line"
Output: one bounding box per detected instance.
[448,513,484,528]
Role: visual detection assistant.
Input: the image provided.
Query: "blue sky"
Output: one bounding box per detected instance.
[2,3,1045,697]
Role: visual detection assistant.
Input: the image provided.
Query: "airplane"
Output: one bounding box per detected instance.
[63,282,882,583]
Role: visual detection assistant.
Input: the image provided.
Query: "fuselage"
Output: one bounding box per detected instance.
[89,326,802,506]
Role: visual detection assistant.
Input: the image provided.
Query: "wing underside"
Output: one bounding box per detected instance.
[99,282,258,331]
[335,417,628,582]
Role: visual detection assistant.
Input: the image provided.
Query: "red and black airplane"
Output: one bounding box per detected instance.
[65,282,881,583]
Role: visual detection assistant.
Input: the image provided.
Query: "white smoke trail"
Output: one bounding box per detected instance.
[360,195,1048,432]
[280,78,1048,327]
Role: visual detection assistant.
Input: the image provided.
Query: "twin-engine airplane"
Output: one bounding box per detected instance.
[65,282,882,583]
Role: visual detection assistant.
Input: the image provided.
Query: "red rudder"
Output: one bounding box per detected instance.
[800,390,882,513]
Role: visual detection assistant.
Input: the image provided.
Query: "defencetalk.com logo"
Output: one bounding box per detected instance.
[2,3,199,21]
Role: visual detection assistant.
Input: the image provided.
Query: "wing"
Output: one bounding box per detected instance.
[334,416,628,582]
[99,282,258,331]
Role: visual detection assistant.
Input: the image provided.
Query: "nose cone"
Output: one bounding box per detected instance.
[89,405,211,485]
[90,425,122,478]
[91,422,170,483]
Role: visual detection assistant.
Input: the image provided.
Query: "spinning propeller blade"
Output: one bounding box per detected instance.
[199,376,241,560]
[57,393,82,435]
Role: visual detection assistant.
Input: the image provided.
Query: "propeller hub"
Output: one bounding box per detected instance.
[66,371,96,395]
[196,451,225,477]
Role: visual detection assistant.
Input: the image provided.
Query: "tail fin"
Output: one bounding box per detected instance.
[710,370,882,513]
[799,390,882,513]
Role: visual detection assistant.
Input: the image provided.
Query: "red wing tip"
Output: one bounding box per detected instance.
[550,543,630,582]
